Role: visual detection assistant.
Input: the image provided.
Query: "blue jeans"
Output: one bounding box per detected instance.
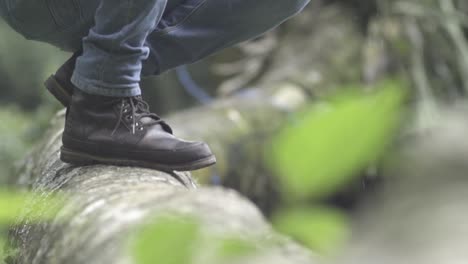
[1,0,310,97]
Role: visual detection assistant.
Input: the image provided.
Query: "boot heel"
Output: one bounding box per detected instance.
[44,75,73,107]
[60,147,96,166]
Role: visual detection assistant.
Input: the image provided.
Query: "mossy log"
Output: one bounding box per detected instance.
[8,110,317,264]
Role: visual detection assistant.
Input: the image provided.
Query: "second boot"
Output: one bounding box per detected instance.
[44,51,79,107]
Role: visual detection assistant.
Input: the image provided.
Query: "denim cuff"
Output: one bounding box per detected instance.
[71,72,142,97]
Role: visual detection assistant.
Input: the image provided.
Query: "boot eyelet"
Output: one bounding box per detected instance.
[125,115,132,120]
[136,122,140,127]
[138,126,144,131]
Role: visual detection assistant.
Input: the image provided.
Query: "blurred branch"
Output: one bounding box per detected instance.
[393,1,468,27]
[214,32,280,96]
[405,19,439,130]
[376,0,468,101]
[439,0,468,93]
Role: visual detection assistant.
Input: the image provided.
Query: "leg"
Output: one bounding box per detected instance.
[71,0,168,97]
[44,0,310,104]
[142,0,311,75]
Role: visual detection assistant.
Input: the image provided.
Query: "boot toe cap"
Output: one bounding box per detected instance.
[174,141,214,161]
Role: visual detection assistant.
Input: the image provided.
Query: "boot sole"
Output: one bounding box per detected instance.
[60,147,217,172]
[44,75,73,107]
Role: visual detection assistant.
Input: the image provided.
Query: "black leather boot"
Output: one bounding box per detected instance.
[44,51,79,107]
[61,89,216,171]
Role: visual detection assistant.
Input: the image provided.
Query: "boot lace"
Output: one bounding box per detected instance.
[111,96,165,135]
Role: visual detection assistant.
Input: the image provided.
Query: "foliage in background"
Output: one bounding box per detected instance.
[268,80,405,254]
[0,21,68,110]
[0,21,67,184]
[373,0,468,129]
[0,105,61,184]
[268,81,405,201]
[0,107,33,184]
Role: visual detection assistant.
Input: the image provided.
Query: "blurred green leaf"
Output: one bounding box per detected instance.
[216,237,258,262]
[273,206,350,254]
[0,190,63,225]
[132,216,199,264]
[0,104,62,184]
[0,20,68,110]
[267,81,405,200]
[0,191,63,260]
[0,234,19,260]
[0,236,5,257]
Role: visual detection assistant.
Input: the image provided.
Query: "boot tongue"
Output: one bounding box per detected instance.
[131,97,173,134]
[138,116,173,134]
[139,116,155,124]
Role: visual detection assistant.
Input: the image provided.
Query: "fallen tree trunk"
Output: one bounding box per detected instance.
[8,111,317,264]
[7,4,362,264]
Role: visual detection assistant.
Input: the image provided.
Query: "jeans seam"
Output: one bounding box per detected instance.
[153,0,207,37]
[98,0,132,85]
